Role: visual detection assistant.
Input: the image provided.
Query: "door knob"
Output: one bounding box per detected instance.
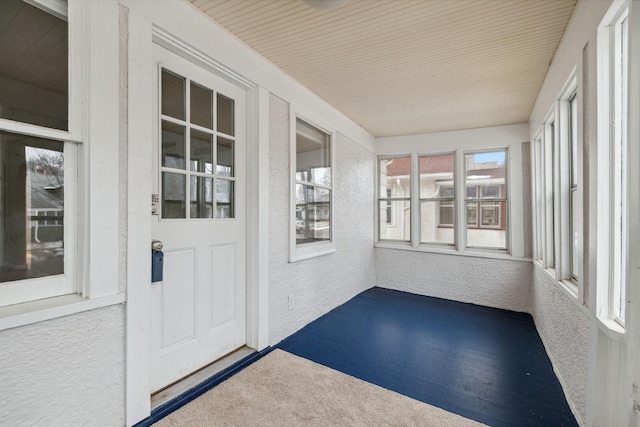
[152,240,163,252]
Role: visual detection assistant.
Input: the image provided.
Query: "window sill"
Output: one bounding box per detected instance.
[289,242,336,263]
[375,242,531,263]
[0,292,125,332]
[596,317,626,342]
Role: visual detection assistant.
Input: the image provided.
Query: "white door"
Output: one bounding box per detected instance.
[150,44,247,392]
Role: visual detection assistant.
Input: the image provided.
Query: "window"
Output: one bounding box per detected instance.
[569,93,579,280]
[596,2,628,325]
[544,119,556,270]
[419,153,454,245]
[465,151,508,250]
[290,113,335,261]
[377,150,510,253]
[0,0,77,307]
[378,156,411,242]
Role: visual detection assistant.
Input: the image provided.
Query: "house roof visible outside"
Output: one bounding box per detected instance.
[189,0,577,137]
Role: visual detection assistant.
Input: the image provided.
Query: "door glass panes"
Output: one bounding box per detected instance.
[162,121,186,169]
[465,151,507,250]
[378,157,410,242]
[162,70,185,120]
[162,172,186,218]
[217,137,234,177]
[216,180,234,219]
[190,82,213,129]
[217,94,234,136]
[419,154,454,245]
[160,68,235,219]
[0,131,64,282]
[0,0,68,130]
[190,176,213,218]
[190,129,212,173]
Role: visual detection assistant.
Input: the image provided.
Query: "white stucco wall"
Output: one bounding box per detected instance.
[0,305,125,426]
[376,248,532,313]
[531,265,589,425]
[268,94,375,345]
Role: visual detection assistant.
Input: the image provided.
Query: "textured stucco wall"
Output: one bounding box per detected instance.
[376,248,532,313]
[268,94,375,345]
[531,264,589,425]
[0,305,125,426]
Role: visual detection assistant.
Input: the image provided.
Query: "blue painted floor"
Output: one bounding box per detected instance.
[278,287,577,427]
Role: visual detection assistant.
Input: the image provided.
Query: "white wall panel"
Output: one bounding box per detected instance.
[268,94,375,345]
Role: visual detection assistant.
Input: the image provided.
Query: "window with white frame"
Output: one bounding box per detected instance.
[597,1,628,324]
[544,119,556,270]
[569,93,579,281]
[531,75,580,295]
[419,153,454,245]
[378,156,411,242]
[532,136,544,263]
[465,150,508,250]
[377,150,509,253]
[290,114,335,261]
[0,0,78,307]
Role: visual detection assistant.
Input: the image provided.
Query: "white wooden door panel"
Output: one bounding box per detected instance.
[150,44,247,393]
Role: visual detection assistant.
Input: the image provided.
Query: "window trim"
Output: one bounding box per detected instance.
[418,152,455,246]
[463,148,509,251]
[377,155,411,244]
[597,1,629,326]
[0,0,81,308]
[289,106,336,262]
[377,149,510,254]
[555,72,578,289]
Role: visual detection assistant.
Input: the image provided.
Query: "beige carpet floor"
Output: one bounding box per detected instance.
[153,349,486,426]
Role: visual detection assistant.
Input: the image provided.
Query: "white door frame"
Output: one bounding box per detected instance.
[125,20,269,426]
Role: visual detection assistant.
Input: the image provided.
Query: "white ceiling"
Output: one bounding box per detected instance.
[189,0,577,137]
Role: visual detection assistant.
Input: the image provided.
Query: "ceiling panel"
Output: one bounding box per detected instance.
[189,0,576,137]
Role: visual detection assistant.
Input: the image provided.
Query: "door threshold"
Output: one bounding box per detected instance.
[151,346,255,410]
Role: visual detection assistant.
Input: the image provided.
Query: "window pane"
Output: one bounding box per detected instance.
[379,200,410,242]
[296,184,330,243]
[190,82,213,129]
[570,95,578,186]
[190,176,213,218]
[0,131,64,282]
[379,157,410,198]
[0,0,68,130]
[420,154,454,199]
[421,201,453,245]
[162,70,185,120]
[216,179,234,218]
[217,93,234,136]
[190,129,213,173]
[467,201,507,248]
[296,119,331,186]
[162,121,185,169]
[217,137,234,177]
[571,189,579,279]
[162,172,186,218]
[465,151,507,249]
